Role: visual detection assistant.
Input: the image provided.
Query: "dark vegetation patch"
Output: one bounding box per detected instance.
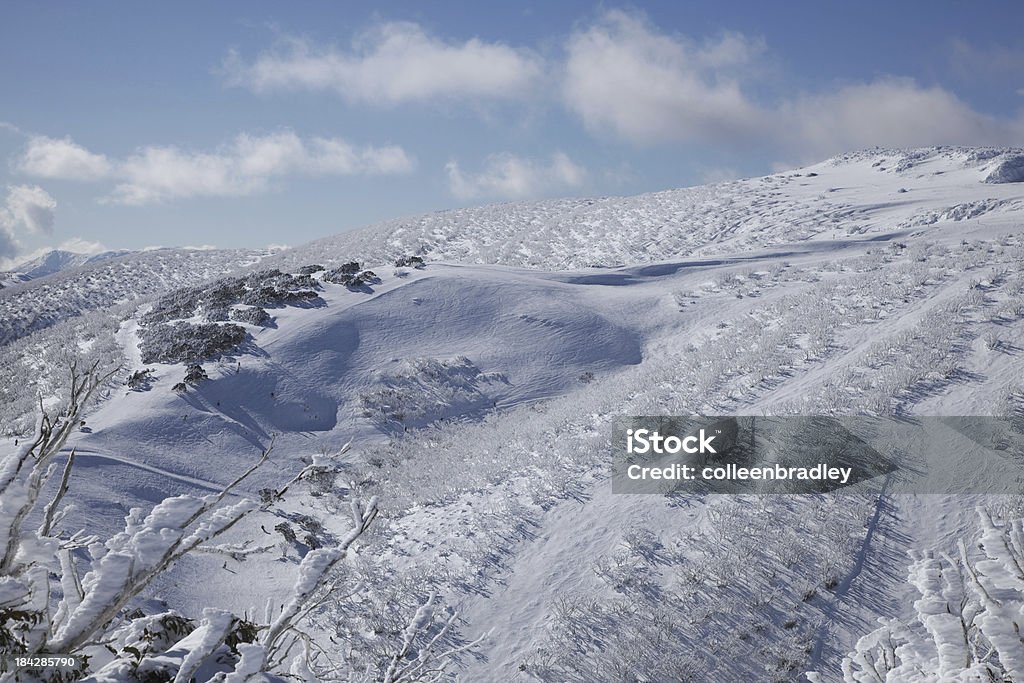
[140,321,247,364]
[143,269,321,325]
[230,306,271,326]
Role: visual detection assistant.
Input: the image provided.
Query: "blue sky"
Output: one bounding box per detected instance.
[1,1,1022,266]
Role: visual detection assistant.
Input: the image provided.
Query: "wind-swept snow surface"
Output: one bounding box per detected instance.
[4,147,1024,681]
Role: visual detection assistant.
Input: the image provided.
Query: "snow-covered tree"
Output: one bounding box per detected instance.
[810,506,1024,682]
[0,362,382,682]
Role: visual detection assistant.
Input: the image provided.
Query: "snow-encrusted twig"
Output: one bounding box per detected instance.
[258,495,378,668]
[0,360,117,573]
[380,592,490,683]
[38,448,76,538]
[172,609,237,683]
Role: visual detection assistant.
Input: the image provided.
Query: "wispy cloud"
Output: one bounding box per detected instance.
[563,11,768,146]
[700,167,740,184]
[223,22,544,106]
[0,184,57,259]
[0,121,24,136]
[563,10,1024,159]
[776,78,1021,159]
[3,184,56,234]
[949,39,1024,85]
[18,136,113,180]
[16,131,414,205]
[445,151,586,200]
[56,236,106,254]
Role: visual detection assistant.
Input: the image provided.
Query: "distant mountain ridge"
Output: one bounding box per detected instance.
[0,246,274,347]
[10,249,133,281]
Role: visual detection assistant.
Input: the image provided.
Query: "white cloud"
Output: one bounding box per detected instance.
[563,11,768,146]
[2,185,56,234]
[16,131,414,205]
[18,136,112,180]
[700,167,740,184]
[0,226,15,260]
[56,237,106,254]
[0,185,57,259]
[445,151,586,200]
[223,22,543,106]
[777,79,1023,158]
[949,39,1024,84]
[563,10,1024,158]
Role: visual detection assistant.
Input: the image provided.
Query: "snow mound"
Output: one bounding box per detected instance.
[984,154,1024,184]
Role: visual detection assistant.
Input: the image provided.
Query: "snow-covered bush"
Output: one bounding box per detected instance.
[393,256,425,268]
[359,356,503,429]
[322,262,361,284]
[0,248,262,348]
[323,264,379,289]
[813,507,1024,681]
[125,368,154,391]
[139,322,247,364]
[142,269,320,326]
[184,363,208,385]
[240,286,317,307]
[0,308,125,437]
[229,306,271,326]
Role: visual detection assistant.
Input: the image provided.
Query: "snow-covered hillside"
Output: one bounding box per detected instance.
[276,146,1024,270]
[9,249,133,281]
[3,147,1024,681]
[0,247,274,347]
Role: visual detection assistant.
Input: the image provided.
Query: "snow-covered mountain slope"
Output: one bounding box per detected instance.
[0,247,273,347]
[274,146,1024,270]
[5,147,1024,681]
[10,248,133,281]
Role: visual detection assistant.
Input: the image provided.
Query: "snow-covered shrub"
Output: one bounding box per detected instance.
[229,305,271,326]
[984,330,1003,351]
[816,507,1024,682]
[125,368,154,391]
[394,255,425,268]
[323,265,379,289]
[139,321,246,364]
[240,285,317,307]
[529,493,874,681]
[184,363,208,385]
[323,262,361,284]
[359,356,503,428]
[297,264,324,275]
[0,247,261,348]
[143,269,320,326]
[0,307,125,436]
